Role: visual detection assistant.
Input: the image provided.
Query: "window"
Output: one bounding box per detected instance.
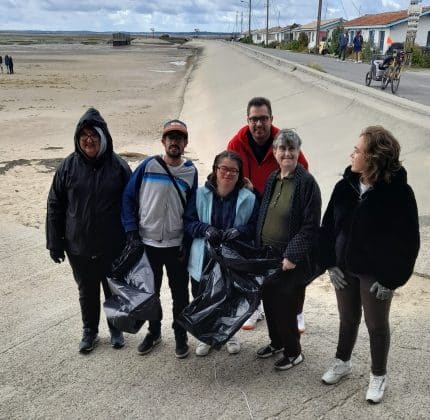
[350,31,355,43]
[369,30,375,47]
[379,31,385,52]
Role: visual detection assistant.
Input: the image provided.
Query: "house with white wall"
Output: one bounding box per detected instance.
[344,7,430,53]
[292,17,344,49]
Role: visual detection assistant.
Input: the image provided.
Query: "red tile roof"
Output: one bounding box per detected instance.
[344,7,430,27]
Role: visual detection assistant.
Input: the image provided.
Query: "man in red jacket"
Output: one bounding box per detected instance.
[227,97,308,331]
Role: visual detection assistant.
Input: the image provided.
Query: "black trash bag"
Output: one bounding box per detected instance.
[177,240,281,349]
[104,249,160,334]
[111,241,145,280]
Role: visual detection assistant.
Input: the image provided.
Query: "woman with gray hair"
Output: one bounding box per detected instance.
[255,129,321,370]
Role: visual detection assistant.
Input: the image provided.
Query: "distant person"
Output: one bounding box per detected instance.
[0,55,3,73]
[319,126,420,403]
[353,31,363,63]
[184,150,259,356]
[46,108,131,353]
[227,97,309,332]
[255,129,321,370]
[338,30,348,61]
[121,119,198,359]
[8,56,13,74]
[4,55,9,74]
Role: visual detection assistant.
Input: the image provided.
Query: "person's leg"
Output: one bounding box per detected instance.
[261,283,283,349]
[143,245,164,338]
[335,272,362,362]
[165,246,190,341]
[68,254,101,334]
[360,275,392,376]
[277,286,305,358]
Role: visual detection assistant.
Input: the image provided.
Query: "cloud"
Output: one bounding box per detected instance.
[0,0,428,32]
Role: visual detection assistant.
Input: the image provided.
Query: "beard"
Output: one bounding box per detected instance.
[165,145,182,158]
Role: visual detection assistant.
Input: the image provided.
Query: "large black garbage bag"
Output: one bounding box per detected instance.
[104,246,160,334]
[177,241,280,349]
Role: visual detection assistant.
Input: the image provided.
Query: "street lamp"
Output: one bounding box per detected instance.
[241,0,251,40]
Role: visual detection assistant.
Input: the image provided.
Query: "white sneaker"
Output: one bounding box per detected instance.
[297,312,305,333]
[366,373,387,403]
[226,336,241,354]
[195,341,211,357]
[242,306,264,330]
[322,358,352,384]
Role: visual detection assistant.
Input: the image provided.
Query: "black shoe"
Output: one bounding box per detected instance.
[256,344,284,359]
[79,329,98,354]
[137,333,161,355]
[175,340,190,359]
[110,329,125,349]
[274,353,304,371]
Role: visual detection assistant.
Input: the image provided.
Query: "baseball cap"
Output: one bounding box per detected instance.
[162,119,188,138]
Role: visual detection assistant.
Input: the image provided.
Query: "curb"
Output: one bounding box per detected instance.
[232,43,430,123]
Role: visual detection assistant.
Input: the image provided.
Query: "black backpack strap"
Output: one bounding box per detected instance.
[154,155,186,209]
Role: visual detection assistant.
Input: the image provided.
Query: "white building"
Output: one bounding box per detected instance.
[344,7,430,53]
[292,18,344,49]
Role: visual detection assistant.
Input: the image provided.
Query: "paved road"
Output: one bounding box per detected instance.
[243,44,430,107]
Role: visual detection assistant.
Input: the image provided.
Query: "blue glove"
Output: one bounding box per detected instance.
[370,282,393,300]
[328,267,347,290]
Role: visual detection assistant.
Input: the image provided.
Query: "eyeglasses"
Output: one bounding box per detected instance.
[248,115,270,124]
[80,131,99,141]
[217,166,239,175]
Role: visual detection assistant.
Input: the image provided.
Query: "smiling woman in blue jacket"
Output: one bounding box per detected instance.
[184,150,259,357]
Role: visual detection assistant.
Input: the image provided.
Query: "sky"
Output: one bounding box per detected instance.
[1,0,430,33]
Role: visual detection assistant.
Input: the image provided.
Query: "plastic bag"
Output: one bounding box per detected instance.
[177,240,280,349]
[104,246,160,334]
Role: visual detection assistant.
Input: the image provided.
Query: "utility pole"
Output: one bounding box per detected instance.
[406,0,422,50]
[241,0,252,41]
[266,0,269,46]
[235,11,239,39]
[241,11,244,35]
[315,0,322,54]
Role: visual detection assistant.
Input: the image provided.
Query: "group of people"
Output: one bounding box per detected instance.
[46,97,420,404]
[338,29,363,63]
[0,55,14,74]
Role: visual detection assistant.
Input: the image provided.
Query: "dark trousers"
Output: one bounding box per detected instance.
[68,254,114,334]
[262,276,306,358]
[144,245,189,342]
[339,46,347,60]
[335,272,392,376]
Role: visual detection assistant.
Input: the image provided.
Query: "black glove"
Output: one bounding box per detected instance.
[205,226,223,247]
[50,249,65,264]
[222,228,240,242]
[126,230,141,246]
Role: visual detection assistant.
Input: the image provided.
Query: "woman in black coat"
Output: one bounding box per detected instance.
[46,108,131,353]
[255,129,321,371]
[319,126,420,404]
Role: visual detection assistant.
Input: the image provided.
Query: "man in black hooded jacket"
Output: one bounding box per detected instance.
[46,108,131,353]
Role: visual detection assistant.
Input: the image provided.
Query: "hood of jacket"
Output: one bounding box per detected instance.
[74,107,113,160]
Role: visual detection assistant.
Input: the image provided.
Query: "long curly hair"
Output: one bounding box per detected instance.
[360,126,402,185]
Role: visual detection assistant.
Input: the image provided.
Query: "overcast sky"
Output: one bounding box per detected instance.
[1,0,429,33]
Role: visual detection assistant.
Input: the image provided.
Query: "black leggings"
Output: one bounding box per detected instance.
[335,272,392,375]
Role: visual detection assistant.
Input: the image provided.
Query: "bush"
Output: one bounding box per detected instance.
[240,36,253,44]
[410,45,430,68]
[286,40,301,51]
[330,26,343,55]
[268,40,280,49]
[361,41,372,62]
[298,32,309,49]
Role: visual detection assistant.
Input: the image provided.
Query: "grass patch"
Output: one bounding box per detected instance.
[306,63,326,73]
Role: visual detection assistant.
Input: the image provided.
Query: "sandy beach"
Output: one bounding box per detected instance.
[1,39,429,418]
[0,40,199,228]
